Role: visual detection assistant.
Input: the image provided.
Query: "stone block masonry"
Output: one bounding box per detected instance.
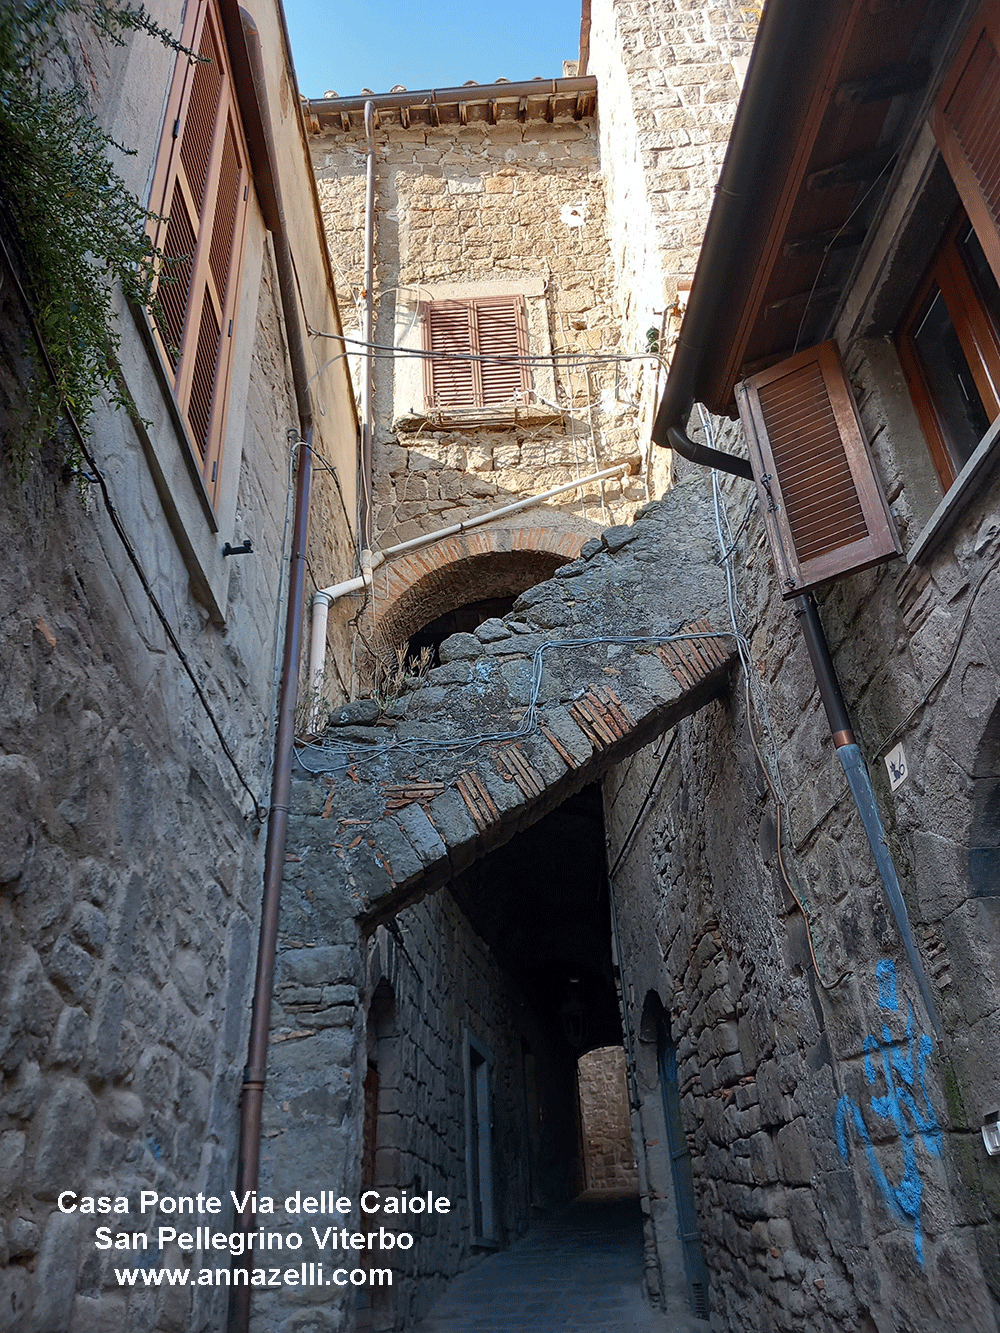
[0,5,359,1324]
[599,431,1000,1330]
[578,1047,639,1192]
[311,104,652,642]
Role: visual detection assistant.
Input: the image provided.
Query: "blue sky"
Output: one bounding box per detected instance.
[282,0,584,100]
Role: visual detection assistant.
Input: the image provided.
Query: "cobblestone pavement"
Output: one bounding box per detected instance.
[411,1192,707,1332]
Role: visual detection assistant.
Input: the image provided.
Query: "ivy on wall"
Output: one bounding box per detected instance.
[0,2,185,463]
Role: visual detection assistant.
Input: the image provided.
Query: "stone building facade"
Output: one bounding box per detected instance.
[306,78,653,665]
[276,2,1000,1333]
[0,2,358,1329]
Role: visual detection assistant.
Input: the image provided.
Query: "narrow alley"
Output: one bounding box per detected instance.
[412,1193,704,1333]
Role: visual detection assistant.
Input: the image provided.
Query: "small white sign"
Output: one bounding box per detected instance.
[884,742,908,791]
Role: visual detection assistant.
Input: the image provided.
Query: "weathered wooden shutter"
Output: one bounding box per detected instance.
[425,302,476,406]
[476,298,529,403]
[930,0,1000,286]
[424,297,529,408]
[736,342,900,597]
[149,0,250,502]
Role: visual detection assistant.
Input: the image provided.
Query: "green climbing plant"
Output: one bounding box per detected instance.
[0,1,189,465]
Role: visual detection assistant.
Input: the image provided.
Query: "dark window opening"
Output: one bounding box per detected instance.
[897,208,1000,489]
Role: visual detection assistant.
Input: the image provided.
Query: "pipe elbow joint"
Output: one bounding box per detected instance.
[665,422,754,482]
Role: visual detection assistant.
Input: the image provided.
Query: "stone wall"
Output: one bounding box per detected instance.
[585,0,753,474]
[261,848,578,1333]
[604,414,1000,1330]
[578,1047,638,1192]
[0,4,359,1329]
[310,103,652,659]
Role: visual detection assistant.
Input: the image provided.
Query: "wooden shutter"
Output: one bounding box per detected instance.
[736,342,901,597]
[149,0,251,505]
[423,297,530,409]
[931,0,1000,288]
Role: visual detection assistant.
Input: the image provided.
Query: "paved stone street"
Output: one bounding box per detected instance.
[411,1192,707,1332]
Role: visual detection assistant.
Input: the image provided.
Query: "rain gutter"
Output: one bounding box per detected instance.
[360,100,375,548]
[229,14,316,1332]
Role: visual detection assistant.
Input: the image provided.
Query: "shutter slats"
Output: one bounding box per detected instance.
[148,0,251,504]
[188,293,221,457]
[737,341,900,596]
[427,304,475,405]
[947,34,1000,227]
[759,361,869,560]
[932,6,1000,287]
[179,22,223,213]
[424,296,530,408]
[159,184,196,366]
[208,119,241,305]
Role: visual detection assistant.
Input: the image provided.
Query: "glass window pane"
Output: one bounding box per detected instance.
[912,284,989,471]
[959,223,1000,337]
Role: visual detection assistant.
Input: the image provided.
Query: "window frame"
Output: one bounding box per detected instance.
[421,295,531,411]
[896,209,1000,491]
[147,0,252,509]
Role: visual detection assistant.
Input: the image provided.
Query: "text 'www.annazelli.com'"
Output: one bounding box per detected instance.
[114,1263,391,1288]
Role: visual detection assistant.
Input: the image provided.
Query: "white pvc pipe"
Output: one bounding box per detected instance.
[359,100,376,547]
[307,457,638,721]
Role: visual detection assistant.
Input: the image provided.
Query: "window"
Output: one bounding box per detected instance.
[736,341,901,597]
[148,0,252,507]
[422,296,530,410]
[896,210,1000,490]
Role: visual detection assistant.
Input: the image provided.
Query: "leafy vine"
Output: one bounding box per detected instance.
[0,2,186,465]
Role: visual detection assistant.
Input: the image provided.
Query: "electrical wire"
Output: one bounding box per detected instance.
[608,731,678,879]
[294,629,745,773]
[705,409,849,990]
[308,325,664,369]
[261,432,301,806]
[792,153,898,357]
[0,230,268,821]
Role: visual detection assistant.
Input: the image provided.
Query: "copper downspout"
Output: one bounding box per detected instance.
[229,14,315,1333]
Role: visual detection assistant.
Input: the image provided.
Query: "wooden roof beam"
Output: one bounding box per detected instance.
[834,59,931,107]
[764,285,840,314]
[783,227,866,257]
[807,148,895,190]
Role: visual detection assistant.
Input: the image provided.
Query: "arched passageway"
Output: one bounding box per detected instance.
[360,784,706,1331]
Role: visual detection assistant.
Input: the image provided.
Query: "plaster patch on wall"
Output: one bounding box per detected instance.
[561,201,588,228]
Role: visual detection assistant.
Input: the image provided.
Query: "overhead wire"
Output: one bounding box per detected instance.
[703,407,849,990]
[294,628,746,774]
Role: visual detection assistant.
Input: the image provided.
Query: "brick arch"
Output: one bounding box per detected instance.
[370,526,585,652]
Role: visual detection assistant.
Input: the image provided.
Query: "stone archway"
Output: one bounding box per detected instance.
[368,525,585,654]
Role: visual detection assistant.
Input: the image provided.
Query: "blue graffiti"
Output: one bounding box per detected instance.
[835,960,941,1266]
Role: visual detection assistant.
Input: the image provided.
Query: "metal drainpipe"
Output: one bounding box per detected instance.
[230,16,315,1333]
[793,594,941,1035]
[360,99,376,550]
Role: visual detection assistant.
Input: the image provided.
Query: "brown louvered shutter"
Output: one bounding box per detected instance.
[931,0,1000,286]
[424,297,530,408]
[425,303,477,406]
[736,342,900,597]
[476,298,529,403]
[148,0,251,504]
